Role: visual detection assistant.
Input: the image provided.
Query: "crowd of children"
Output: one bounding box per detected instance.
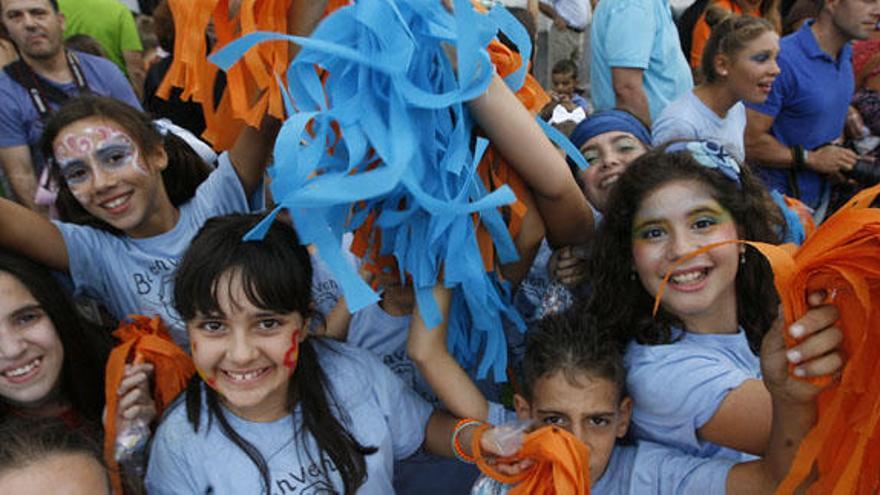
[0,0,870,494]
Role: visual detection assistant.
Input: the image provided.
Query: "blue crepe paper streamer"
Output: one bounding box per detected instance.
[212,0,545,381]
[769,190,806,245]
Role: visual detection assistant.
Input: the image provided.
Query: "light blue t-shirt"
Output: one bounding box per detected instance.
[480,400,735,494]
[347,303,494,494]
[590,0,693,121]
[473,440,734,494]
[54,152,262,347]
[146,340,433,495]
[652,91,747,162]
[624,328,761,461]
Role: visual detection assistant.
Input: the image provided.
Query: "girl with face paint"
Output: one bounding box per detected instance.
[408,292,844,494]
[0,94,276,347]
[653,13,780,162]
[587,145,841,463]
[147,214,503,495]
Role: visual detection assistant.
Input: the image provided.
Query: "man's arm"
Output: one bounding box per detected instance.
[745,109,857,174]
[612,67,651,125]
[0,145,40,211]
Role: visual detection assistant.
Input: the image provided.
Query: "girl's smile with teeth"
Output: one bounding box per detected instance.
[2,357,42,379]
[631,180,741,334]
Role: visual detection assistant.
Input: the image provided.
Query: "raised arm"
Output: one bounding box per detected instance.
[0,196,68,271]
[698,295,840,456]
[468,74,594,248]
[407,285,489,421]
[227,0,327,196]
[725,299,842,495]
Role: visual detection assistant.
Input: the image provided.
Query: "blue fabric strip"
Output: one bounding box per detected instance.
[211,0,544,381]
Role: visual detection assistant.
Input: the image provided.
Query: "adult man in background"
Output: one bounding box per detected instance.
[590,0,693,124]
[0,0,140,210]
[540,0,591,89]
[745,0,880,215]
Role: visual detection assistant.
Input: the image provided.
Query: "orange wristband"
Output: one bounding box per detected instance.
[452,418,482,463]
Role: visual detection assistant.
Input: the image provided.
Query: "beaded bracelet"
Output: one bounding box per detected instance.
[452,418,483,464]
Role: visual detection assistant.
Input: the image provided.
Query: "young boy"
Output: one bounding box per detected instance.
[541,59,591,126]
[410,287,842,493]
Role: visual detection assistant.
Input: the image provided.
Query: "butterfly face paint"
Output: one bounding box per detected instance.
[49,116,174,238]
[54,124,148,197]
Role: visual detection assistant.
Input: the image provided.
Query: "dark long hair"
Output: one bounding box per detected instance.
[40,96,212,234]
[173,214,376,494]
[0,251,111,424]
[586,149,783,354]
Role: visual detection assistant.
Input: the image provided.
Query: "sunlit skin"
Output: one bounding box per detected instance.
[0,272,64,409]
[513,371,631,483]
[0,453,110,495]
[187,270,308,423]
[577,132,648,212]
[703,30,780,111]
[51,117,177,239]
[631,180,741,334]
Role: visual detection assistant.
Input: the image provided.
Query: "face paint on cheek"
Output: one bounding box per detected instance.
[190,340,218,389]
[283,329,301,372]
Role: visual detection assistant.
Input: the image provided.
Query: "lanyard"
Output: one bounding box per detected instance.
[11,50,91,121]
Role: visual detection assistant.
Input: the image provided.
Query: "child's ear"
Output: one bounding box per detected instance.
[147,145,169,172]
[616,396,633,439]
[714,54,731,79]
[513,393,532,421]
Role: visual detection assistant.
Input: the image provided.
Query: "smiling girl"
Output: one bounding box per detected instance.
[0,96,273,346]
[0,250,154,465]
[408,292,843,494]
[145,214,498,495]
[586,144,802,461]
[653,13,780,162]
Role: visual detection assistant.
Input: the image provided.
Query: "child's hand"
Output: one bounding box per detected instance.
[476,426,535,477]
[761,292,843,404]
[116,363,157,426]
[548,245,589,287]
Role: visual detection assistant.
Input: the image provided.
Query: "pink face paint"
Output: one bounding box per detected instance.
[283,329,301,371]
[53,124,149,183]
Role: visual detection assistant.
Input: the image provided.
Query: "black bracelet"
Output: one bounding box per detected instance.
[791,145,805,168]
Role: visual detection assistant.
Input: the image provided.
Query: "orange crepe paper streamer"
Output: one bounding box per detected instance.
[472,424,590,495]
[652,184,880,494]
[103,315,196,494]
[159,0,349,149]
[165,0,545,284]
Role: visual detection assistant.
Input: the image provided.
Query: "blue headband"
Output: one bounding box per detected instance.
[665,140,742,188]
[568,110,652,149]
